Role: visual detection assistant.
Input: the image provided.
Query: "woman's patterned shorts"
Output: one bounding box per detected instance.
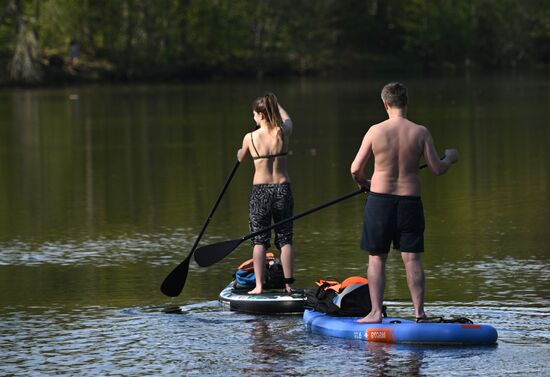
[248,183,293,249]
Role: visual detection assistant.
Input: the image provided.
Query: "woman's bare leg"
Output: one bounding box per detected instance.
[248,244,266,294]
[280,243,293,292]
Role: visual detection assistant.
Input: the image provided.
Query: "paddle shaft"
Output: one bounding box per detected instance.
[241,188,366,243]
[191,159,240,251]
[160,159,240,296]
[193,188,366,267]
[238,155,444,243]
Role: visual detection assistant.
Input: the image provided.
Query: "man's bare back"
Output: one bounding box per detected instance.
[366,117,427,196]
[351,114,457,196]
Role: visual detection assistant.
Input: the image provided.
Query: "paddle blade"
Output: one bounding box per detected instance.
[160,255,191,297]
[194,239,243,267]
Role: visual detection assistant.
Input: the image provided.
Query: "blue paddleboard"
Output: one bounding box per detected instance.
[303,309,498,345]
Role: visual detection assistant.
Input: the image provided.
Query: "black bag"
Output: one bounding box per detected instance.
[305,277,373,317]
[233,252,285,290]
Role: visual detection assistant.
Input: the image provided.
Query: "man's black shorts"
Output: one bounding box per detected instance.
[360,192,425,255]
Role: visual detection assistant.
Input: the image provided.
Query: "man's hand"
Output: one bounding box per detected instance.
[355,179,371,191]
[444,149,459,164]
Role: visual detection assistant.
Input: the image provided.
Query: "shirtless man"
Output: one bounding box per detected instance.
[350,82,459,323]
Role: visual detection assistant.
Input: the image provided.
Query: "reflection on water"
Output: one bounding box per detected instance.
[432,257,549,304]
[0,229,193,267]
[0,76,549,375]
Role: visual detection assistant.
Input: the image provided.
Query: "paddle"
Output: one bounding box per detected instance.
[193,155,444,268]
[194,188,367,267]
[160,159,240,297]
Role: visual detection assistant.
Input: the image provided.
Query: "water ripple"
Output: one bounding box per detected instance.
[0,228,214,267]
[1,300,549,376]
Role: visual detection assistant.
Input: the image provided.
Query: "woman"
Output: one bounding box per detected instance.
[237,93,294,294]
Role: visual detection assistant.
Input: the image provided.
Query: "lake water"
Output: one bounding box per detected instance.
[1,75,549,376]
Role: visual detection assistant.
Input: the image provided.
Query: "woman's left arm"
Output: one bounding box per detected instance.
[237,133,251,162]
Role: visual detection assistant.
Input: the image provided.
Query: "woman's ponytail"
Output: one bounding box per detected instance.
[253,93,283,129]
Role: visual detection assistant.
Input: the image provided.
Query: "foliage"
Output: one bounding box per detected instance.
[0,0,548,83]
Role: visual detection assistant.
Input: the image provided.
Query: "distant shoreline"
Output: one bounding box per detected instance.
[2,57,548,88]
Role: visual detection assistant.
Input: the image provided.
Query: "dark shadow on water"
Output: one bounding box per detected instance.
[121,302,269,325]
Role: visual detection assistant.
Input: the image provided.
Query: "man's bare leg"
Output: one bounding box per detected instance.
[248,245,266,294]
[401,251,426,319]
[358,253,388,323]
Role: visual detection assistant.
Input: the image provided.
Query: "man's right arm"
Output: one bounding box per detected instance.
[351,131,373,189]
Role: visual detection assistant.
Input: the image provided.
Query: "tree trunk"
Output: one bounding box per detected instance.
[8,0,42,83]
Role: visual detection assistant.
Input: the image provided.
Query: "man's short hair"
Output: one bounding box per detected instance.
[381,82,408,109]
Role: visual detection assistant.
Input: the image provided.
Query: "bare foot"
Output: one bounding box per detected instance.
[285,284,294,294]
[415,312,427,320]
[415,313,428,323]
[357,312,383,324]
[248,287,263,295]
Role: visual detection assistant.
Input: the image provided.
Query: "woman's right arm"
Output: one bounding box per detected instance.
[237,133,250,162]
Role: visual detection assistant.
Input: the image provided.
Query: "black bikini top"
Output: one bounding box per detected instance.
[250,127,288,160]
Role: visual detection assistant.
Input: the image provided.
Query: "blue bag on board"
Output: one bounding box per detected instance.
[233,252,285,290]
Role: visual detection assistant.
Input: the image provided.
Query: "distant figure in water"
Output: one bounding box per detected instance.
[237,93,295,295]
[68,39,80,68]
[350,82,459,323]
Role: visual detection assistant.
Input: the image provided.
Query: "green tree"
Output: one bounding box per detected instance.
[397,0,474,70]
[0,0,548,83]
